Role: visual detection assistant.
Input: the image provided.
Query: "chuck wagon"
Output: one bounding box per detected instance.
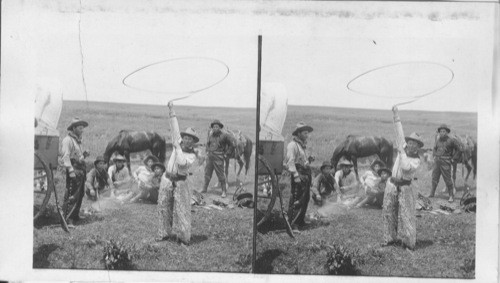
[256,139,294,237]
[34,128,69,230]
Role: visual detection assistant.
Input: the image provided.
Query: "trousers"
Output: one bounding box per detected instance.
[431,158,454,196]
[63,163,86,220]
[203,153,227,191]
[382,184,416,249]
[157,180,192,244]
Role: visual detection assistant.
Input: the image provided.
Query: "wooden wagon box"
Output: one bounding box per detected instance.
[34,135,59,170]
[258,140,284,175]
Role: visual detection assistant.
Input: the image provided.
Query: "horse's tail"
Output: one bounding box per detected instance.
[157,134,167,164]
[244,136,253,175]
[385,138,394,169]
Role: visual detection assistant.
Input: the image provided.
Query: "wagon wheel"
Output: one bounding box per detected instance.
[256,155,278,227]
[34,152,54,221]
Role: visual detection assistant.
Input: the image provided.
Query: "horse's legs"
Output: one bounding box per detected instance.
[236,157,244,179]
[464,160,472,181]
[125,150,131,175]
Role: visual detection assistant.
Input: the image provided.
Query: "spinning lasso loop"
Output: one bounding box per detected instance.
[122,57,230,103]
[346,61,455,108]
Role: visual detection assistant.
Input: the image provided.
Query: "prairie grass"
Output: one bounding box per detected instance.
[256,105,477,278]
[33,101,255,272]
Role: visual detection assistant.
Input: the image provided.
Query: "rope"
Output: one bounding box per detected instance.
[347,61,455,107]
[78,0,89,108]
[122,57,230,103]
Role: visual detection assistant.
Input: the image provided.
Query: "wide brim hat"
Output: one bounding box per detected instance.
[94,155,106,166]
[320,161,333,171]
[151,162,166,172]
[67,117,88,131]
[143,155,160,166]
[338,159,354,167]
[378,167,392,176]
[437,124,451,133]
[370,159,386,170]
[210,119,224,129]
[113,154,126,162]
[180,127,200,143]
[405,132,424,148]
[292,122,313,136]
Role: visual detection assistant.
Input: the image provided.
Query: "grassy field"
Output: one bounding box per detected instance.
[33,101,256,272]
[255,105,477,278]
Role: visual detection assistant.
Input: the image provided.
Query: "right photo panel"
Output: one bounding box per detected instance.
[255,2,494,278]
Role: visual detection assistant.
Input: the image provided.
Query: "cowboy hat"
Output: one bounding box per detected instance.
[377,167,392,176]
[210,119,224,129]
[112,154,126,162]
[437,124,451,133]
[67,117,88,131]
[180,127,200,143]
[338,159,354,167]
[292,122,313,136]
[320,161,333,171]
[93,155,107,166]
[370,159,386,170]
[143,155,160,166]
[151,162,166,172]
[405,132,424,148]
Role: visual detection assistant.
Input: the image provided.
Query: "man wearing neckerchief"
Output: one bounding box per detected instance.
[382,106,424,251]
[156,102,202,245]
[285,122,314,230]
[202,119,235,198]
[61,118,90,227]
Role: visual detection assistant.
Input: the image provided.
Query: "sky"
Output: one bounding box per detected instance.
[2,0,496,111]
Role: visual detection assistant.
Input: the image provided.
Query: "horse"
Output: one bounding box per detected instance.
[330,135,394,180]
[225,129,253,182]
[422,134,477,184]
[103,130,172,174]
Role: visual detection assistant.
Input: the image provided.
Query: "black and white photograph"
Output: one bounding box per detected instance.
[1,0,499,282]
[8,0,257,274]
[255,1,496,279]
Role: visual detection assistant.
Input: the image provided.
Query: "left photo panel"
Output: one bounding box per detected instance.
[27,1,256,273]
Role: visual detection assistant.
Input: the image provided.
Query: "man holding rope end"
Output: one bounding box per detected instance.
[382,106,424,251]
[285,122,314,231]
[156,101,202,245]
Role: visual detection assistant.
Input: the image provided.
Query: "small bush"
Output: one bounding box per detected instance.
[102,240,134,270]
[325,244,360,275]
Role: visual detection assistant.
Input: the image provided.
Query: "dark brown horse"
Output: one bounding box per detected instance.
[225,129,253,182]
[330,135,394,179]
[103,130,172,173]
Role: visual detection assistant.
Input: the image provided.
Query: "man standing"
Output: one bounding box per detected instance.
[285,122,314,230]
[428,124,461,202]
[202,119,235,198]
[61,118,90,227]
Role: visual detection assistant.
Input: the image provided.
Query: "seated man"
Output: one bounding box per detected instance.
[85,156,114,201]
[129,155,162,203]
[311,161,337,206]
[373,167,392,208]
[334,159,361,207]
[107,154,131,198]
[354,159,385,208]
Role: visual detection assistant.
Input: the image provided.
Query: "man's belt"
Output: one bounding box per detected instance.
[70,158,86,170]
[295,163,311,176]
[165,172,187,182]
[390,177,411,187]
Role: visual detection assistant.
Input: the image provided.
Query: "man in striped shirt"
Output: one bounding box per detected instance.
[60,118,90,227]
[285,122,314,230]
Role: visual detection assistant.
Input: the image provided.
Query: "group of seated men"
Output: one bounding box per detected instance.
[310,159,392,209]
